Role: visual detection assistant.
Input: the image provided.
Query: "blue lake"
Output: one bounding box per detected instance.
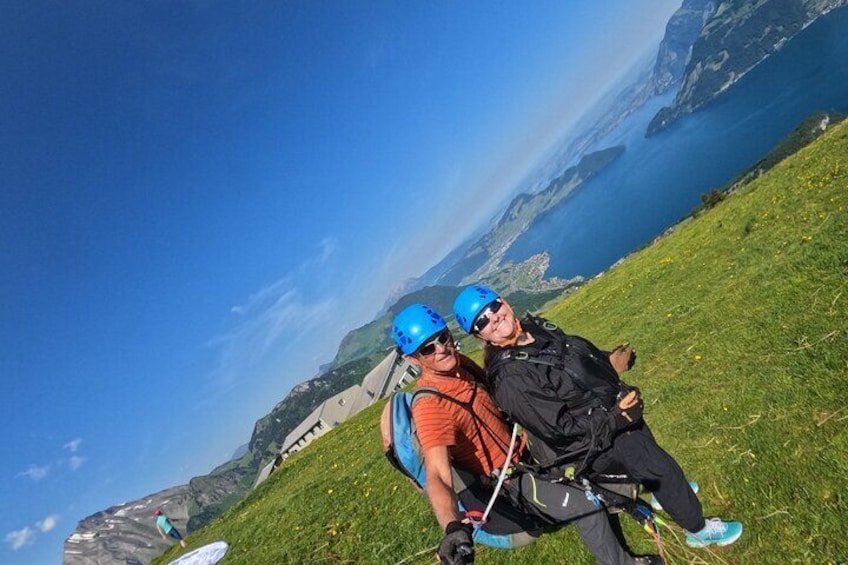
[506,6,848,279]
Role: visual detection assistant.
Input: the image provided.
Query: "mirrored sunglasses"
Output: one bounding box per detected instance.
[472,299,503,334]
[416,330,452,356]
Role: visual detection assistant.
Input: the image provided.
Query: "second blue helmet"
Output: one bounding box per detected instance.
[453,285,501,333]
[392,303,448,355]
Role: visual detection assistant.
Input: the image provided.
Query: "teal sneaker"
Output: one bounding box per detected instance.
[650,480,699,511]
[686,518,743,547]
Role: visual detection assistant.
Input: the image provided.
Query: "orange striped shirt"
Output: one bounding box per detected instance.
[412,362,518,478]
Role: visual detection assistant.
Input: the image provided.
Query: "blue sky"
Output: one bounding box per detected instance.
[0,2,680,562]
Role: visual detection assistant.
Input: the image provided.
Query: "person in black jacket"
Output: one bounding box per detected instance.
[453,285,743,549]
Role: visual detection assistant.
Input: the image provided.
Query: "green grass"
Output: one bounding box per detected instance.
[154,122,848,564]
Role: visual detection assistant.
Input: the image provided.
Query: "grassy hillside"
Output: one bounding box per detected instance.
[155,122,847,564]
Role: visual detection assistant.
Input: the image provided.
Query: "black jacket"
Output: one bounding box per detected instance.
[485,316,630,465]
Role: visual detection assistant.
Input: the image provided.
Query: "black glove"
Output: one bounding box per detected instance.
[612,387,644,430]
[438,521,475,565]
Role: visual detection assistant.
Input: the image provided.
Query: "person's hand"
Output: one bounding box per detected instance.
[609,343,637,374]
[437,521,475,564]
[614,389,644,428]
[617,389,640,410]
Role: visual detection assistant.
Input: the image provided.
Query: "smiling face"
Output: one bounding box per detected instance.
[474,299,521,346]
[405,329,460,375]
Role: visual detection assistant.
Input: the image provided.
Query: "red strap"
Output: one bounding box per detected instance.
[463,510,486,526]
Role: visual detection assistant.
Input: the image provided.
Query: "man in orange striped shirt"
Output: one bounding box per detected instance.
[392,304,659,565]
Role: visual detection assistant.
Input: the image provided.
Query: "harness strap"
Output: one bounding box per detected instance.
[411,385,518,528]
[412,386,505,477]
[513,445,590,480]
[508,349,562,368]
[477,422,519,527]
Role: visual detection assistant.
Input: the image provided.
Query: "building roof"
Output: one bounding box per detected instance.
[279,384,361,453]
[253,460,276,488]
[348,350,401,414]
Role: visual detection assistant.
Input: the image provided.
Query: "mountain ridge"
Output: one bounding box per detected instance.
[647,0,848,135]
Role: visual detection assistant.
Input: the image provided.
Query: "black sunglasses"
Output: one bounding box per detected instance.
[416,330,452,356]
[472,299,503,334]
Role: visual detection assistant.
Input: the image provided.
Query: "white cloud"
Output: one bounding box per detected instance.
[227,237,340,318]
[18,464,49,481]
[318,237,337,264]
[3,515,60,551]
[207,238,354,399]
[213,282,338,390]
[68,456,86,470]
[63,438,83,452]
[227,277,293,319]
[5,527,35,550]
[36,515,60,533]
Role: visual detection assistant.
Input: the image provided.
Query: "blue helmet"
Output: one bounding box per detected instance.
[392,303,448,355]
[453,285,501,333]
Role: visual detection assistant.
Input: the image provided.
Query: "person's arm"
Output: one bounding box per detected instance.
[156,525,166,540]
[422,445,475,564]
[421,445,463,529]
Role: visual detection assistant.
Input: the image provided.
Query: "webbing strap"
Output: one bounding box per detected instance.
[478,422,519,527]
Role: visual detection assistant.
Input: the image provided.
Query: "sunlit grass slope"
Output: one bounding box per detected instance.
[155,122,847,565]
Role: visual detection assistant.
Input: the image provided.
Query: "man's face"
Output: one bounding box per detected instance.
[474,299,518,345]
[408,329,459,374]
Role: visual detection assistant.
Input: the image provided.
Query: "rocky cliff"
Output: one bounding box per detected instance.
[651,0,718,95]
[64,485,190,565]
[648,0,848,135]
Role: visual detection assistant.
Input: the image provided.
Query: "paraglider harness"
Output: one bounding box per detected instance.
[484,316,634,477]
[481,317,666,547]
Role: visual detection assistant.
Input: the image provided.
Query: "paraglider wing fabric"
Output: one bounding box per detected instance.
[166,541,229,565]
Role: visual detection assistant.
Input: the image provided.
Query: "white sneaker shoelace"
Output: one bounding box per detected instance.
[698,518,726,538]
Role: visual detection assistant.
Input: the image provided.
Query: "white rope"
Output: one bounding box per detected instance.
[479,423,519,525]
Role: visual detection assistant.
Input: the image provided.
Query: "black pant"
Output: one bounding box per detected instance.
[503,474,638,565]
[589,422,705,533]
